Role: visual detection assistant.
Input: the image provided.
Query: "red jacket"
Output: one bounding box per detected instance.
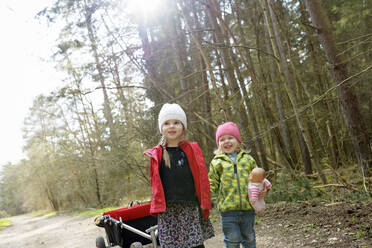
[144,141,211,219]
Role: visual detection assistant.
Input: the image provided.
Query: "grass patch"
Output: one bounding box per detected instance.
[0,219,12,230]
[28,211,57,217]
[75,207,118,217]
[44,212,57,217]
[21,207,118,218]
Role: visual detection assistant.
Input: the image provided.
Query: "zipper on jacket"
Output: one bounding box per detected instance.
[234,163,243,209]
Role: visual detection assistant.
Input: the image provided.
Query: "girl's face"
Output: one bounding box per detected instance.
[218,134,239,154]
[161,119,184,146]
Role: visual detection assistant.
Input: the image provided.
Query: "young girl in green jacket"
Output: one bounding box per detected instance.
[208,122,261,248]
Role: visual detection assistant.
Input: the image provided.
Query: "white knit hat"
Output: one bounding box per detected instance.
[158,103,187,132]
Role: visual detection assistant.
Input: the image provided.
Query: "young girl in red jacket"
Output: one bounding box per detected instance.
[144,103,214,248]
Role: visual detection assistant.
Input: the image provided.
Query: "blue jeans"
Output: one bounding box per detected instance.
[220,210,256,248]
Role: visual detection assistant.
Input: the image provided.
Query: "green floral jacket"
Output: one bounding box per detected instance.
[208,150,257,213]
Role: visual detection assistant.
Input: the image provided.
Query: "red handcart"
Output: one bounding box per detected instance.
[95,202,159,248]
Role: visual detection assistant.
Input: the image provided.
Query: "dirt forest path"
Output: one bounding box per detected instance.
[0,214,280,248]
[0,214,104,248]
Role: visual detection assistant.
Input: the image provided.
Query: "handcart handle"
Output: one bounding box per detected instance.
[118,217,152,240]
[146,225,158,233]
[101,215,158,245]
[146,225,158,248]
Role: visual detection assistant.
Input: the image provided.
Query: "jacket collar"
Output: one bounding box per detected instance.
[214,149,249,162]
[144,140,192,158]
[144,145,162,159]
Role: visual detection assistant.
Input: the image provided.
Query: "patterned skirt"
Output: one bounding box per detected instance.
[157,202,215,248]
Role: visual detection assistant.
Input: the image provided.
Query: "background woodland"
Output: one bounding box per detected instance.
[0,0,371,216]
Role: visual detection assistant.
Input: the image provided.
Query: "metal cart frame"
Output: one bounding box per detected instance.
[95,203,159,248]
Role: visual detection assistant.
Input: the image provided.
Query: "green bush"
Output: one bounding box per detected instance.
[266,172,321,203]
[265,170,370,204]
[0,210,9,218]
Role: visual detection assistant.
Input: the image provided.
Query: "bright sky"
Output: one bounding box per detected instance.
[0,1,64,166]
[0,0,164,167]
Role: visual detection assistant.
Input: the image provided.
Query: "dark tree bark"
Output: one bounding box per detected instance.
[305,0,372,185]
[178,0,230,120]
[205,0,249,127]
[264,0,323,180]
[207,0,294,169]
[298,1,340,169]
[264,26,298,166]
[190,1,215,164]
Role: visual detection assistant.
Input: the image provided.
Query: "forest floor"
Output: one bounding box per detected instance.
[0,201,370,248]
[247,200,372,248]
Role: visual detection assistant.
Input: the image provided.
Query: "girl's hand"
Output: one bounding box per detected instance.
[258,188,267,199]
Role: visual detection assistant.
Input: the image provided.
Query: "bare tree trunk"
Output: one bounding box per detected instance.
[215,48,232,119]
[230,0,258,77]
[83,1,117,147]
[298,1,341,169]
[229,0,268,168]
[326,120,340,169]
[264,27,298,166]
[91,160,102,208]
[77,97,103,207]
[178,0,230,120]
[136,19,174,103]
[205,0,296,169]
[205,0,248,127]
[305,0,372,185]
[169,0,186,92]
[263,0,328,182]
[191,1,215,164]
[109,50,128,120]
[232,53,268,170]
[266,0,328,181]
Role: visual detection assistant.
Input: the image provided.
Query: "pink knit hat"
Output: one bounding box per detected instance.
[215,122,242,145]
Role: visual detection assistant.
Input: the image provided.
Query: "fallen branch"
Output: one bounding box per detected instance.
[313,184,346,188]
[266,156,286,169]
[325,163,359,191]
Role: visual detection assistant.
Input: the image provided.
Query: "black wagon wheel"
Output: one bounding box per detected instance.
[96,236,106,248]
[130,242,143,248]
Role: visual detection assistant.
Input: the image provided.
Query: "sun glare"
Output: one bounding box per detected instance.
[127,0,164,18]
